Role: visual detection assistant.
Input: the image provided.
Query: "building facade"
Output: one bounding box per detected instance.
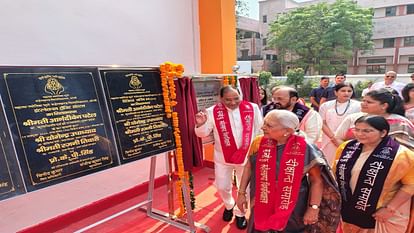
[236,16,264,73]
[257,0,414,75]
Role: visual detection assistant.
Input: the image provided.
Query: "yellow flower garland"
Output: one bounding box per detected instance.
[160,61,188,217]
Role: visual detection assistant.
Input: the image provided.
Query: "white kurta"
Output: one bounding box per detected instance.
[194,103,263,165]
[194,102,263,216]
[299,109,323,144]
[370,81,406,97]
[319,99,361,165]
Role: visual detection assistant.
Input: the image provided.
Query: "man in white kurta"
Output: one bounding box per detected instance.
[370,71,406,97]
[195,86,263,229]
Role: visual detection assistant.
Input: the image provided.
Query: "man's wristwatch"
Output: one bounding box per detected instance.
[309,204,320,210]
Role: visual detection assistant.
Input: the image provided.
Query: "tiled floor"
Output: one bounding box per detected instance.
[55,167,249,233]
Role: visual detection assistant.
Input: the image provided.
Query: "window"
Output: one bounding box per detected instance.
[404,36,414,46]
[409,64,414,73]
[262,38,267,46]
[241,50,249,60]
[409,57,414,62]
[263,15,267,23]
[244,31,252,39]
[367,65,386,74]
[265,54,272,60]
[367,58,386,64]
[272,55,277,61]
[383,38,395,48]
[407,4,414,14]
[385,6,396,16]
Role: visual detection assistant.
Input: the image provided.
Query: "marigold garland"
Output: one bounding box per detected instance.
[160,61,192,217]
[230,75,237,86]
[222,75,237,87]
[223,76,229,86]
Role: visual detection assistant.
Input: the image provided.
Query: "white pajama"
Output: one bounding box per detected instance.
[195,102,263,217]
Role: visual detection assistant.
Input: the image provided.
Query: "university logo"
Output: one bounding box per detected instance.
[126,73,143,89]
[40,75,65,95]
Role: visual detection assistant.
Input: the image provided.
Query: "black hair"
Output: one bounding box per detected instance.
[320,76,329,81]
[365,88,405,116]
[259,86,268,106]
[335,72,346,78]
[402,83,414,103]
[334,82,354,92]
[355,115,390,135]
[287,88,299,99]
[219,86,239,97]
[271,86,298,99]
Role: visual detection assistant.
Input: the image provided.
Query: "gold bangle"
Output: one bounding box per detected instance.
[238,190,247,195]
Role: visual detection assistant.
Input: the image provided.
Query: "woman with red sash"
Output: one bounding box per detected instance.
[236,109,340,233]
[333,115,414,233]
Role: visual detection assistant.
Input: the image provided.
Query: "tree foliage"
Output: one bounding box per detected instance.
[259,71,272,86]
[236,0,249,39]
[268,0,373,75]
[236,0,249,17]
[286,68,304,89]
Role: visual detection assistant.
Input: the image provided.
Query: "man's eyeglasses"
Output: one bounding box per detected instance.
[386,75,395,78]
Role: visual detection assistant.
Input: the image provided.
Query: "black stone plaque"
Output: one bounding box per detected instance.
[0,98,25,200]
[99,68,175,163]
[0,67,118,191]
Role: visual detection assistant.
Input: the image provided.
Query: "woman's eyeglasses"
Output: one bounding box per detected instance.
[352,128,377,134]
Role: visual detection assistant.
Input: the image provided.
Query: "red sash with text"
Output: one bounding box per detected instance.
[213,101,254,164]
[254,136,306,231]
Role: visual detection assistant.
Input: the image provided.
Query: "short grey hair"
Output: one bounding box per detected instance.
[385,70,397,77]
[266,109,299,130]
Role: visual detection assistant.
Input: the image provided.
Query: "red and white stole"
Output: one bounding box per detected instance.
[213,101,254,164]
[254,136,306,231]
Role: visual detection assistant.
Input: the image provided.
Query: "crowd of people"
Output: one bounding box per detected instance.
[194,71,414,233]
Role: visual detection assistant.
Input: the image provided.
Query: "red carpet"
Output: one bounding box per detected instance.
[23,167,249,233]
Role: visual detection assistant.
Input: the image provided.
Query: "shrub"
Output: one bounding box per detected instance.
[286,68,304,89]
[259,71,272,86]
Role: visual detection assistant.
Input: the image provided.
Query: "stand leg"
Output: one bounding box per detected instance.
[74,153,210,233]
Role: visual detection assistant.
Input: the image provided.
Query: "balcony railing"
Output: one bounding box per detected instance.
[237,55,263,61]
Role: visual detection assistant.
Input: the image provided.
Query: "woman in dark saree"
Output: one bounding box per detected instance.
[333,115,414,233]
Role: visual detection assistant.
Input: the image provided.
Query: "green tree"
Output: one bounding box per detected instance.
[268,0,373,75]
[286,68,304,89]
[259,71,272,86]
[236,0,249,40]
[236,0,248,18]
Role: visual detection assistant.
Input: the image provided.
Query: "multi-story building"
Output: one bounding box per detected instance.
[236,16,264,73]
[258,0,414,75]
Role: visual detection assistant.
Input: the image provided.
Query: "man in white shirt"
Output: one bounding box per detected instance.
[194,86,263,229]
[370,71,406,96]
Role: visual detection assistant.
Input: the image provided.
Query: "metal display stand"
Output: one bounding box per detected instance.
[74,153,210,233]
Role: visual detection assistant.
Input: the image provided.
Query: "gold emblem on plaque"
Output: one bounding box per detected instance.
[41,75,65,95]
[127,73,143,89]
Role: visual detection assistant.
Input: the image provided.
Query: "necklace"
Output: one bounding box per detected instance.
[335,100,351,116]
